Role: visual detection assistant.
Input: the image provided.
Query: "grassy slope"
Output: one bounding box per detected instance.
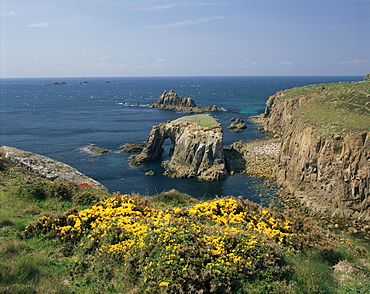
[279,81,370,133]
[0,164,111,294]
[1,161,370,293]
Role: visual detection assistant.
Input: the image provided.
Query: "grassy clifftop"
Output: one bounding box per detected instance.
[179,114,219,127]
[282,81,370,133]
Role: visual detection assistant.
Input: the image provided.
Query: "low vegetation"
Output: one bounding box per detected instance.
[180,114,218,127]
[1,158,370,293]
[280,81,370,133]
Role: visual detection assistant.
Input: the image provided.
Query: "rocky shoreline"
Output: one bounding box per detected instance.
[225,138,280,179]
[0,146,107,191]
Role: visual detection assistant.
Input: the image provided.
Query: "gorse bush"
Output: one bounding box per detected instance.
[17,180,104,205]
[24,193,335,293]
[17,181,79,201]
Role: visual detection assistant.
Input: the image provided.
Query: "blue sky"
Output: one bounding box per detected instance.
[1,0,369,77]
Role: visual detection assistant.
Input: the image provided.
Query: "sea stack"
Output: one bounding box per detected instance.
[130,114,227,181]
[152,90,218,113]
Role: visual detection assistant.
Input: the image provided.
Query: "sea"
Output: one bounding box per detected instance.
[0,76,363,206]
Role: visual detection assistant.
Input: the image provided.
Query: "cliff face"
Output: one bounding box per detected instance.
[130,114,227,181]
[262,82,370,220]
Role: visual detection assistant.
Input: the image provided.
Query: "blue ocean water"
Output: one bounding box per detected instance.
[0,76,363,204]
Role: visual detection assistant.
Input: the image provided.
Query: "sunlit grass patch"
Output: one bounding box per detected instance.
[179,114,218,127]
[278,82,370,133]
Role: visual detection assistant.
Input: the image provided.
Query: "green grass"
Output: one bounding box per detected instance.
[179,114,218,127]
[278,81,370,133]
[1,160,370,293]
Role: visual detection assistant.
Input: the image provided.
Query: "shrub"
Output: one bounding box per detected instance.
[151,189,199,208]
[16,180,106,206]
[17,181,78,201]
[25,194,297,293]
[24,193,337,293]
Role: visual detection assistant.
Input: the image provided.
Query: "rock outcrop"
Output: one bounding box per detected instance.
[130,114,227,181]
[0,146,107,191]
[119,144,145,153]
[227,118,247,132]
[365,72,370,81]
[84,146,113,154]
[258,81,370,220]
[152,90,218,113]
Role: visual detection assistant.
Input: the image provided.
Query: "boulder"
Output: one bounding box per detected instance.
[227,118,247,132]
[87,146,112,154]
[145,170,155,176]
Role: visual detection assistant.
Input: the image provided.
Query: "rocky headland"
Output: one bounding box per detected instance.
[254,79,370,220]
[130,114,227,181]
[152,90,219,113]
[0,146,107,191]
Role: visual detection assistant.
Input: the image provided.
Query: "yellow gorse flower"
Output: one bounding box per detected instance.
[27,194,293,274]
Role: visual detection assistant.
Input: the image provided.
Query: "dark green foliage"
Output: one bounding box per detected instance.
[17,181,79,201]
[17,180,105,206]
[151,189,199,208]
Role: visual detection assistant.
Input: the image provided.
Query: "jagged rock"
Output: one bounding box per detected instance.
[152,90,219,113]
[364,72,370,81]
[119,143,145,153]
[227,118,247,132]
[145,170,155,176]
[0,146,107,191]
[129,114,227,181]
[87,146,112,154]
[259,82,370,221]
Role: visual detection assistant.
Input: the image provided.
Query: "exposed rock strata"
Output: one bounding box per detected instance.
[0,146,107,191]
[129,115,227,181]
[152,90,218,113]
[258,83,370,220]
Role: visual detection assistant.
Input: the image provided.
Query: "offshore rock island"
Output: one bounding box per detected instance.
[130,114,227,181]
[152,89,219,113]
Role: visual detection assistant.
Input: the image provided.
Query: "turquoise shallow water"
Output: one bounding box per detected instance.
[0,76,362,203]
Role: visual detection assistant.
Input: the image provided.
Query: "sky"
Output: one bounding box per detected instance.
[1,0,369,78]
